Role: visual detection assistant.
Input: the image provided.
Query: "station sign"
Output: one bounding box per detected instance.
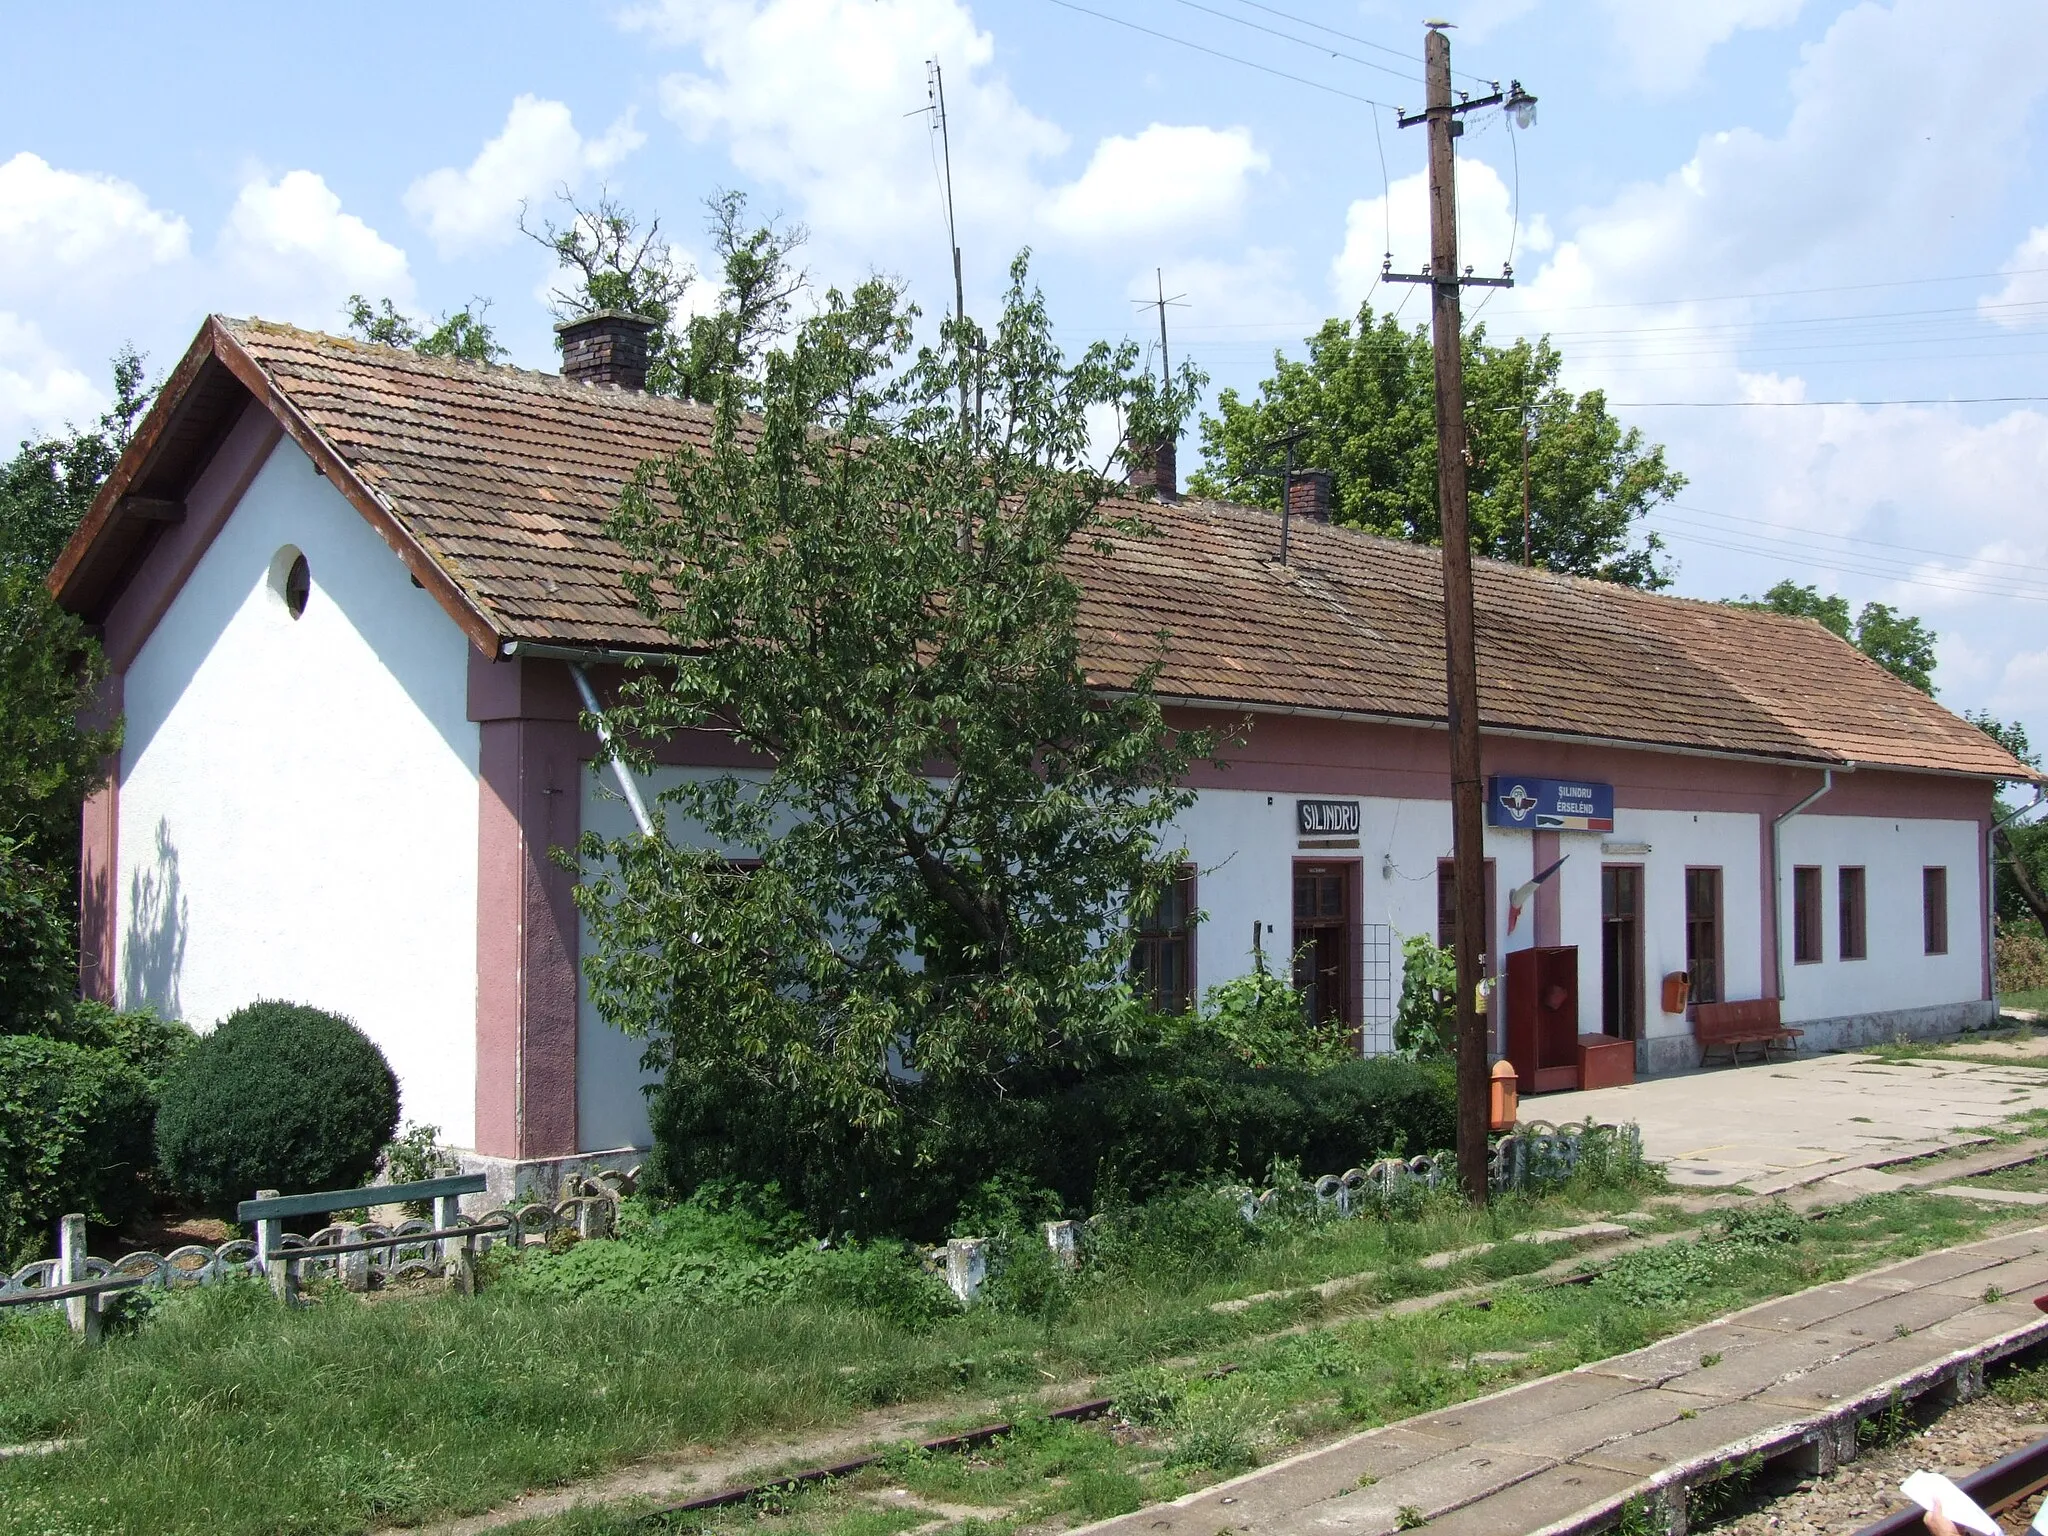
[1486,776,1614,833]
[1297,799,1361,837]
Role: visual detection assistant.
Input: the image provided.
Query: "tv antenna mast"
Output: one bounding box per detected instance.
[925,59,970,429]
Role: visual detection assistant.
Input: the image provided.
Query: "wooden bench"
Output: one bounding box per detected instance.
[1692,998,1803,1066]
[238,1173,491,1301]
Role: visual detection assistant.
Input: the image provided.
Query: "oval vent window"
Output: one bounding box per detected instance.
[270,545,311,620]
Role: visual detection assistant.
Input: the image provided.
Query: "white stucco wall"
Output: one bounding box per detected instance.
[1175,793,1773,1047]
[569,771,1984,1128]
[575,765,784,1151]
[118,437,482,1144]
[1777,813,1983,1021]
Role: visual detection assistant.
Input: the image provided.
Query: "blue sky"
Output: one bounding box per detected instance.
[5,0,2047,752]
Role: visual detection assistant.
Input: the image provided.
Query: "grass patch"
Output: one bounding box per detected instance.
[0,1169,2012,1536]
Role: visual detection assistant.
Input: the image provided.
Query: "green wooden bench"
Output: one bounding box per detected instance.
[239,1173,494,1299]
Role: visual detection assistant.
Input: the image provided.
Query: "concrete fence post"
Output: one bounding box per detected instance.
[434,1192,474,1295]
[252,1189,293,1302]
[337,1224,371,1293]
[944,1238,987,1302]
[59,1213,98,1343]
[1043,1220,1080,1269]
[576,1196,613,1242]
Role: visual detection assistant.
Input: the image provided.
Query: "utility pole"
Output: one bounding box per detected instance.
[1390,33,1536,1204]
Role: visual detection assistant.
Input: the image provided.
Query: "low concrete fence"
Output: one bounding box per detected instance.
[933,1120,1641,1302]
[0,1165,640,1340]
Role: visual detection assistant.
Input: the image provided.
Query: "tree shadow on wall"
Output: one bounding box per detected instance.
[123,818,188,1017]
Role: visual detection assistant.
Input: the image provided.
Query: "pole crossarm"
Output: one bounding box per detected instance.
[1397,87,1505,129]
[1381,268,1515,289]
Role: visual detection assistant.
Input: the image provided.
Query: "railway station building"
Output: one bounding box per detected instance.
[49,314,2035,1189]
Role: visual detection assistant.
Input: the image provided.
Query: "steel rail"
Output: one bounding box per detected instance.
[1850,1428,2048,1535]
[640,1396,1119,1521]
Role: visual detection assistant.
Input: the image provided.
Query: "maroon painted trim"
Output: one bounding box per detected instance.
[101,402,283,673]
[1531,830,1563,949]
[78,675,121,1004]
[474,707,582,1161]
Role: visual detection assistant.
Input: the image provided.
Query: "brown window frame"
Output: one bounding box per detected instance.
[1792,865,1823,965]
[1838,866,1867,961]
[1132,865,1197,1014]
[1923,866,1949,956]
[1685,866,1724,1006]
[1601,864,1644,1040]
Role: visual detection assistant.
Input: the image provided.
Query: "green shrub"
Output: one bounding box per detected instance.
[1181,958,1350,1070]
[0,836,75,1037]
[504,1188,959,1329]
[1997,921,2048,995]
[155,1000,399,1214]
[1394,934,1456,1059]
[48,1001,194,1086]
[0,1035,155,1265]
[647,1048,1456,1239]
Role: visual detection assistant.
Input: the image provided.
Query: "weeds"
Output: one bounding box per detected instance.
[0,1172,2002,1536]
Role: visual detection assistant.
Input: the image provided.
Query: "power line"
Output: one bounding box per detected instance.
[1663,500,2048,577]
[1651,509,2048,593]
[1163,0,1423,85]
[1649,520,2048,604]
[1216,0,1488,79]
[1610,394,2048,407]
[1478,266,2048,318]
[1039,0,1398,109]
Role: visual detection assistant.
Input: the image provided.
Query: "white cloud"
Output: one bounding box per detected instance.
[1045,125,1268,243]
[633,0,1267,261]
[638,0,1064,247]
[0,312,99,443]
[1598,0,1805,93]
[1983,225,2048,324]
[404,95,645,256]
[0,152,189,290]
[217,170,412,325]
[1331,157,1551,309]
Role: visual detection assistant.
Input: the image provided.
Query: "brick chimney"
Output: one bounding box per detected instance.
[1287,470,1333,523]
[555,311,657,391]
[1126,436,1179,502]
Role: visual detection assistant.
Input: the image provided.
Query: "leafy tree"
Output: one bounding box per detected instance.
[577,250,1207,1202]
[1731,580,1938,694]
[1189,308,1682,587]
[0,352,140,1029]
[1968,711,2048,936]
[1,346,150,580]
[343,294,506,363]
[526,188,807,403]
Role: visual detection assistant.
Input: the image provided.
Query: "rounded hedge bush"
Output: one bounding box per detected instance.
[155,1000,399,1214]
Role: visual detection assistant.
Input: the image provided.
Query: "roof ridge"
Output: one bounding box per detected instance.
[218,314,720,421]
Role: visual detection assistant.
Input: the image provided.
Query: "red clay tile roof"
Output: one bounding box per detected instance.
[83,318,2040,781]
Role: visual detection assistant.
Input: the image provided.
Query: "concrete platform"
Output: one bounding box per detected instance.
[1075,1227,2048,1536]
[1528,1053,2048,1191]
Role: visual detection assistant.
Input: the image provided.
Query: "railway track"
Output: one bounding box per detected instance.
[1849,1429,2048,1535]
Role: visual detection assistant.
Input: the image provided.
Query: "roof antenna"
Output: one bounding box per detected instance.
[1133,268,1187,394]
[926,60,969,429]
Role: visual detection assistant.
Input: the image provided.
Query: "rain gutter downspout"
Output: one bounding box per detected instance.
[1771,768,1836,1001]
[568,663,654,837]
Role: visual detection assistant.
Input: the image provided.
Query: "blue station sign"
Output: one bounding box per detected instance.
[1486,775,1615,833]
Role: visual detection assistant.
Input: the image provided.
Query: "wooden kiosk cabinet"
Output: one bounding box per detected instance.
[1506,946,1580,1094]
